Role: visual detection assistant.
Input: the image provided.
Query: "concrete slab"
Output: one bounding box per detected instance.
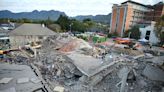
[133,54,145,59]
[30,78,41,84]
[0,78,13,84]
[152,56,164,66]
[145,56,164,66]
[0,87,16,92]
[143,65,164,82]
[17,78,29,84]
[67,53,122,77]
[53,86,64,92]
[0,63,44,92]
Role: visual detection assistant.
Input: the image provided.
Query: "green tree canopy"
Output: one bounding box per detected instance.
[124,26,141,40]
[71,20,86,32]
[155,15,164,44]
[56,15,89,32]
[56,15,70,30]
[83,18,91,22]
[45,16,53,26]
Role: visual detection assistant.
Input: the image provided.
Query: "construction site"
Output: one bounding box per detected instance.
[0,23,164,92]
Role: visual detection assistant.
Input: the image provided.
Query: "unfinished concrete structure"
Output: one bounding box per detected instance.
[8,23,56,48]
[110,0,164,37]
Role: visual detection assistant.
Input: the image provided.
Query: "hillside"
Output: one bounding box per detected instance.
[0,10,111,24]
[73,13,111,24]
[0,10,66,20]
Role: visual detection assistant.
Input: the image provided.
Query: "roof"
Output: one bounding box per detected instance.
[121,0,148,7]
[0,28,10,34]
[9,23,56,36]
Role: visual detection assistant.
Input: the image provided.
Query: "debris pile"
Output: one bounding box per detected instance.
[0,34,164,92]
[59,38,92,53]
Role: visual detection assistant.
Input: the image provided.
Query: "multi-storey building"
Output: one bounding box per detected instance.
[110,0,164,37]
[145,2,164,21]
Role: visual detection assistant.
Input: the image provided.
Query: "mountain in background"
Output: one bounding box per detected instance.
[0,10,66,20]
[0,10,111,24]
[73,13,111,24]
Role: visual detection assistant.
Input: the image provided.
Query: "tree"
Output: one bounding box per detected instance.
[56,16,89,32]
[155,15,164,44]
[83,18,91,22]
[83,19,96,31]
[56,15,70,31]
[71,20,86,32]
[22,18,32,23]
[0,18,9,23]
[45,16,53,26]
[125,26,141,40]
[108,32,118,38]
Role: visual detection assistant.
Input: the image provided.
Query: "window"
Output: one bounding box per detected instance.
[146,31,151,35]
[145,30,151,40]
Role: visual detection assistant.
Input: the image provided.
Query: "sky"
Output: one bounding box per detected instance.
[0,0,163,16]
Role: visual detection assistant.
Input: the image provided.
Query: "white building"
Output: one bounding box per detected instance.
[139,21,159,44]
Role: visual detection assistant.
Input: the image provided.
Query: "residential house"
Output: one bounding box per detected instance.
[8,23,56,48]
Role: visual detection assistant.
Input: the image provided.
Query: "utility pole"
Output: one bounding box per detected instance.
[69,23,73,33]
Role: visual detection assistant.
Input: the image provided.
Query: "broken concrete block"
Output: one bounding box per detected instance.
[56,69,62,77]
[151,85,162,92]
[64,79,76,86]
[145,53,154,59]
[120,67,129,92]
[118,67,129,79]
[0,78,13,84]
[143,65,164,82]
[30,78,41,84]
[17,77,29,84]
[64,70,74,78]
[53,86,64,92]
[138,80,147,88]
[133,63,139,69]
[89,75,103,86]
[79,75,88,83]
[133,54,145,59]
[152,56,164,66]
[0,87,16,92]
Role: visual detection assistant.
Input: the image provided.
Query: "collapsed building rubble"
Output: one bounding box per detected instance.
[0,63,52,92]
[0,34,164,92]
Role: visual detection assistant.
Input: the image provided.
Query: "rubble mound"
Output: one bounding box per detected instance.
[59,38,92,52]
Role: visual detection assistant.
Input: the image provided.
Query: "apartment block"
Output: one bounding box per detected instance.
[110,0,164,37]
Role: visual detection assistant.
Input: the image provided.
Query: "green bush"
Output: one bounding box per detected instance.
[107,32,118,38]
